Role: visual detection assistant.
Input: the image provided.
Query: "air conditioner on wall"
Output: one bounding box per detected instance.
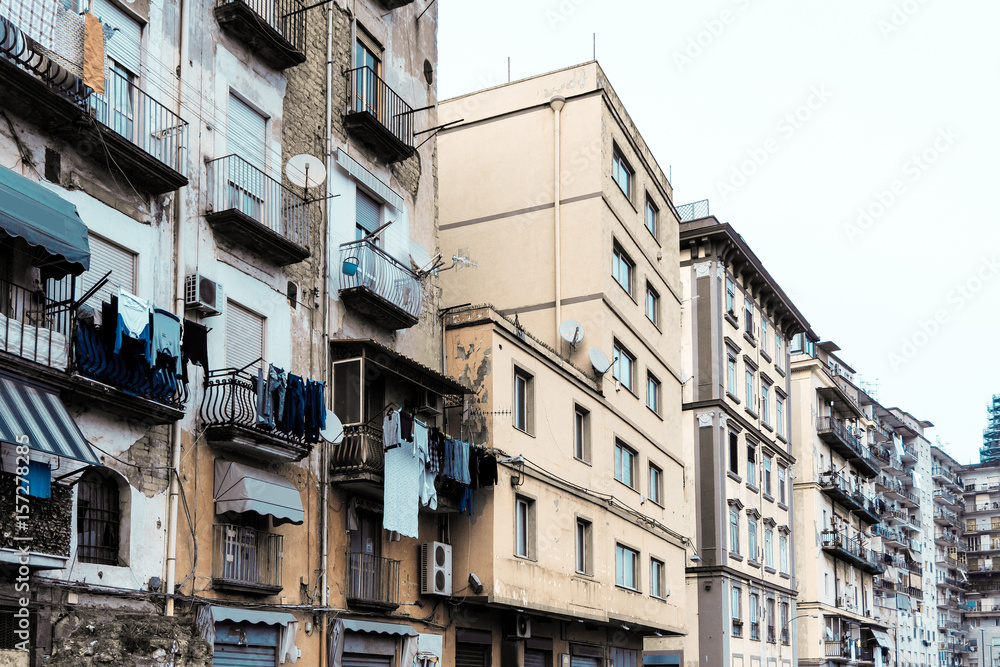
[419,541,452,596]
[185,274,223,316]
[416,388,443,417]
[504,614,531,640]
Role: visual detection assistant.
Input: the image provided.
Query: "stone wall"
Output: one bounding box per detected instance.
[0,473,72,556]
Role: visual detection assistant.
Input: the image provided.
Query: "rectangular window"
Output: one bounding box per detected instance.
[646,283,659,326]
[515,496,535,559]
[761,318,769,354]
[513,368,534,434]
[574,405,591,463]
[649,464,662,505]
[727,355,737,396]
[747,445,757,487]
[726,277,735,314]
[576,518,592,575]
[615,544,639,590]
[729,432,739,475]
[730,508,740,554]
[731,586,742,636]
[646,372,661,415]
[612,244,634,295]
[356,188,382,241]
[766,598,776,643]
[613,342,635,393]
[779,466,787,504]
[645,196,658,237]
[779,534,788,573]
[775,335,784,369]
[750,593,760,640]
[763,457,772,496]
[615,440,636,489]
[744,300,754,336]
[776,397,786,438]
[650,558,665,599]
[749,519,758,561]
[765,527,774,568]
[354,26,383,114]
[226,300,265,372]
[761,384,770,426]
[745,369,755,408]
[781,602,790,644]
[612,148,633,200]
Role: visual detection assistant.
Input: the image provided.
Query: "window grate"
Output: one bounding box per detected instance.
[77,471,120,565]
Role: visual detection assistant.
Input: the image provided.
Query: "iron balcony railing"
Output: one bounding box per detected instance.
[329,424,384,477]
[818,416,864,457]
[749,621,760,641]
[200,366,310,448]
[822,530,885,572]
[345,65,415,150]
[207,154,309,246]
[212,524,283,591]
[215,0,306,50]
[345,551,400,608]
[338,238,422,321]
[780,629,790,645]
[0,276,73,369]
[91,68,188,175]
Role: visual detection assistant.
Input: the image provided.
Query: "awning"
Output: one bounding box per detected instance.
[341,620,417,637]
[0,166,90,278]
[207,606,297,627]
[214,460,304,525]
[870,629,892,649]
[197,605,299,665]
[329,339,469,396]
[0,374,99,464]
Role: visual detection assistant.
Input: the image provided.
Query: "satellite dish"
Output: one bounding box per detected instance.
[559,320,585,348]
[286,154,327,189]
[589,347,611,375]
[410,242,431,270]
[319,410,344,444]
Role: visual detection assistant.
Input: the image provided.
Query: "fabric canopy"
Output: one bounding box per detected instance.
[213,459,304,525]
[341,620,418,637]
[0,374,99,464]
[0,166,90,278]
[207,606,296,626]
[870,629,892,649]
[329,618,418,667]
[196,605,298,665]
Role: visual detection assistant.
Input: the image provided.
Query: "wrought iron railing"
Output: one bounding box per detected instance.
[0,277,72,369]
[200,366,309,447]
[91,68,188,175]
[207,154,310,247]
[818,416,864,457]
[345,65,415,150]
[216,0,307,52]
[212,524,283,590]
[345,551,399,607]
[338,239,422,320]
[0,15,92,104]
[329,424,384,476]
[821,530,884,571]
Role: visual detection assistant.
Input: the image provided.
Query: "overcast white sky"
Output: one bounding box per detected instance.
[437,0,1000,465]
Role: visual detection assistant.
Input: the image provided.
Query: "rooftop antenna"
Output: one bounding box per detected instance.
[593,33,596,60]
[559,320,585,351]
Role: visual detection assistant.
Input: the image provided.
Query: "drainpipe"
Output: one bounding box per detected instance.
[549,96,565,340]
[165,0,190,618]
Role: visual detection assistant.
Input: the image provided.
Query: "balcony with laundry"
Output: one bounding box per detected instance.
[343,65,419,163]
[214,0,306,70]
[206,154,312,266]
[0,4,188,194]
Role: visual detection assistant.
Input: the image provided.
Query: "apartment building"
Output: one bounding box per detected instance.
[665,209,811,667]
[436,62,689,665]
[961,460,1000,667]
[930,446,970,666]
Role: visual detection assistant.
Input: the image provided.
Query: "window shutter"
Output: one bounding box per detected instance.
[91,0,141,75]
[455,644,490,667]
[342,656,392,667]
[524,651,549,667]
[82,235,136,308]
[227,94,267,172]
[225,300,264,372]
[356,189,381,235]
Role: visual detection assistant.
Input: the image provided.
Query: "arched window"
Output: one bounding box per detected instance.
[77,470,121,565]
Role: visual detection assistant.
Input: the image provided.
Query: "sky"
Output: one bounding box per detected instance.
[437,0,1000,465]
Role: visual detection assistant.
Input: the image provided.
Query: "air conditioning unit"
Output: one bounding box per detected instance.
[419,541,452,596]
[415,388,443,417]
[504,614,531,640]
[185,274,223,316]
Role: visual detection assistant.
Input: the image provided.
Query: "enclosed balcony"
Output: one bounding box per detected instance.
[817,417,880,478]
[338,239,422,330]
[821,530,886,574]
[0,18,188,194]
[345,551,400,610]
[0,276,73,371]
[214,0,307,70]
[212,524,284,595]
[0,472,73,571]
[207,155,311,266]
[343,66,417,163]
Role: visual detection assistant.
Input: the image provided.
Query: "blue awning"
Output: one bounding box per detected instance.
[207,606,297,627]
[341,620,417,637]
[0,375,99,464]
[0,166,90,278]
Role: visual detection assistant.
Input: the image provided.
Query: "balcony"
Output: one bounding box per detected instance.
[824,641,851,660]
[0,276,73,371]
[338,239,422,330]
[817,417,879,478]
[821,530,886,574]
[343,66,417,163]
[0,20,188,194]
[214,0,307,70]
[206,155,311,266]
[345,551,400,610]
[212,524,283,595]
[328,424,385,495]
[935,507,958,526]
[818,471,883,524]
[378,0,416,8]
[200,366,314,462]
[933,465,957,485]
[0,472,72,570]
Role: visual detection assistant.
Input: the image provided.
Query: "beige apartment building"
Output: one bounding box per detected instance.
[662,210,812,667]
[960,461,1000,667]
[436,61,689,665]
[930,446,970,666]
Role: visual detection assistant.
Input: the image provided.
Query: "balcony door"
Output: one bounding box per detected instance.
[348,509,382,603]
[90,0,141,141]
[354,27,381,116]
[227,94,267,223]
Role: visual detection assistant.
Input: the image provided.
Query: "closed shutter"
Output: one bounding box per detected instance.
[91,0,141,75]
[570,658,600,667]
[82,235,136,308]
[455,643,490,667]
[212,643,276,667]
[356,189,381,236]
[228,94,266,171]
[524,649,550,667]
[225,300,264,372]
[342,655,392,667]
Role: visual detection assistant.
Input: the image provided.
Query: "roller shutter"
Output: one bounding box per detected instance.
[356,189,381,237]
[225,300,264,372]
[90,0,141,75]
[211,643,276,667]
[81,234,136,308]
[227,94,266,171]
[455,643,490,667]
[342,656,392,667]
[571,658,600,667]
[524,649,550,667]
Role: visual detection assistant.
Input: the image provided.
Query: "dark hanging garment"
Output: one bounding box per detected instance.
[182,319,210,371]
[281,374,307,436]
[400,410,414,442]
[468,448,480,490]
[479,453,498,487]
[428,428,442,473]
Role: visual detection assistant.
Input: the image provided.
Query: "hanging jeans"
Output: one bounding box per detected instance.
[257,365,286,428]
[304,380,325,443]
[281,374,306,436]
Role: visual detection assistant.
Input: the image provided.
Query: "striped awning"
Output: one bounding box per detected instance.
[0,375,99,464]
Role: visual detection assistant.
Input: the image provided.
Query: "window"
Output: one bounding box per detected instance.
[779,534,789,573]
[573,405,591,462]
[645,196,658,237]
[576,518,592,574]
[767,598,776,643]
[744,300,754,336]
[749,593,760,640]
[747,444,757,487]
[646,372,660,415]
[356,188,382,241]
[763,457,772,496]
[726,277,735,314]
[761,383,770,426]
[612,244,634,295]
[650,558,665,599]
[729,508,740,554]
[781,602,790,644]
[612,148,633,200]
[615,440,637,489]
[513,368,534,434]
[775,335,784,369]
[649,464,662,505]
[226,300,265,372]
[745,369,755,408]
[611,649,639,667]
[74,234,137,310]
[727,355,737,396]
[729,432,739,475]
[615,544,639,590]
[761,319,769,355]
[613,342,635,393]
[77,470,121,565]
[646,283,659,326]
[749,519,758,561]
[731,586,742,636]
[765,527,774,568]
[515,496,535,559]
[776,397,786,438]
[354,25,382,114]
[779,466,787,504]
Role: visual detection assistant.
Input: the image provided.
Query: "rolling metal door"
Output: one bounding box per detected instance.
[571,657,600,667]
[342,655,392,667]
[212,644,276,667]
[524,649,550,667]
[225,300,263,371]
[455,643,490,667]
[90,0,141,74]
